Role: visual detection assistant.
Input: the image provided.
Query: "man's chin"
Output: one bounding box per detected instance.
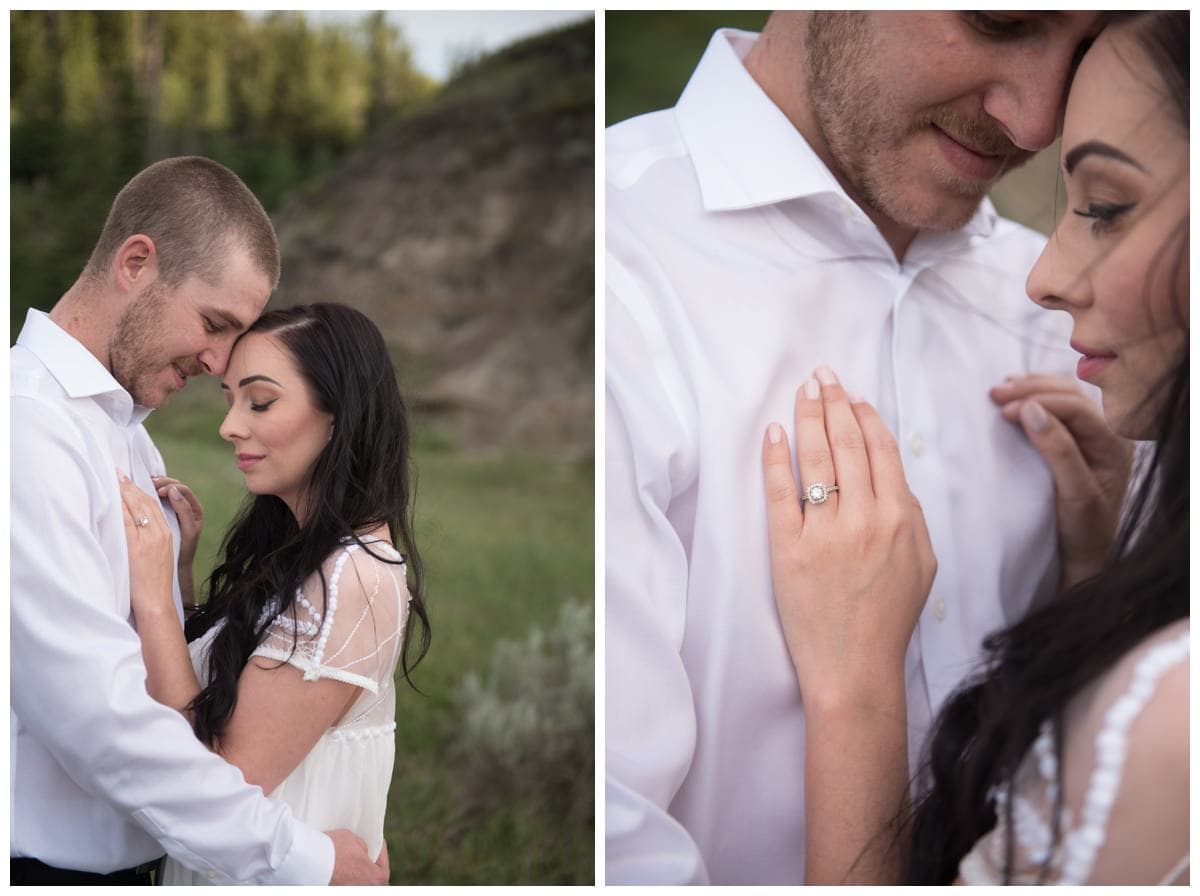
[875,188,984,235]
[131,384,174,410]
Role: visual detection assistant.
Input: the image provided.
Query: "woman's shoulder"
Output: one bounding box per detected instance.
[1078,617,1188,723]
[323,535,406,574]
[1057,617,1189,883]
[960,621,1189,885]
[1066,618,1188,763]
[306,535,410,623]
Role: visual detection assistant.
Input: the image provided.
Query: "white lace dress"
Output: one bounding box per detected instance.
[161,538,410,885]
[958,618,1189,885]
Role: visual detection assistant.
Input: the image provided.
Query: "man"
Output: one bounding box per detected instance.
[11,156,387,884]
[606,12,1104,884]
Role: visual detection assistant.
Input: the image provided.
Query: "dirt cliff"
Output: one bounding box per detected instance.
[271,20,594,460]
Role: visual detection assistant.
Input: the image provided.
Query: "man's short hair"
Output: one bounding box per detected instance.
[84,156,281,290]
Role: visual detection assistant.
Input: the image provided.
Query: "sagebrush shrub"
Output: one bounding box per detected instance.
[453,598,594,823]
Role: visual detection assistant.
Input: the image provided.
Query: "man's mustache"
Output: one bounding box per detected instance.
[174,360,206,378]
[923,107,1022,161]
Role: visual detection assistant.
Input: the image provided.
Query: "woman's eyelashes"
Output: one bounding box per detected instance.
[250,398,277,413]
[1072,200,1136,235]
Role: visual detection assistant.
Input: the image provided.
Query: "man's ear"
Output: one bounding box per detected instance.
[113,234,159,294]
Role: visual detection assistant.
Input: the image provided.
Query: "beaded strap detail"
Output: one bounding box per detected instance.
[303,547,355,681]
[1057,629,1190,884]
[253,537,405,679]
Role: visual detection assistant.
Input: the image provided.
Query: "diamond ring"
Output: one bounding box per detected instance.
[136,515,151,528]
[800,482,839,505]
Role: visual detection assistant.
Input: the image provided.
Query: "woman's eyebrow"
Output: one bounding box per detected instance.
[238,374,283,388]
[1064,139,1147,175]
[220,374,284,390]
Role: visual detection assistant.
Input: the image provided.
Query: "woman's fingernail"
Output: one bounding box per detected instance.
[803,378,820,400]
[116,468,128,481]
[1020,400,1050,432]
[169,486,183,502]
[1003,400,1021,415]
[814,365,837,386]
[767,422,783,444]
[846,390,864,403]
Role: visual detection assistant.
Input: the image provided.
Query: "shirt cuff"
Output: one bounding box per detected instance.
[265,824,334,885]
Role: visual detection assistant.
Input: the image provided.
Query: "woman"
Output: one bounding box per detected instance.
[762,12,1187,884]
[118,303,430,884]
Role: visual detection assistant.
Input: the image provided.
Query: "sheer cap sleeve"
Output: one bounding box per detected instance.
[959,619,1189,884]
[251,539,410,698]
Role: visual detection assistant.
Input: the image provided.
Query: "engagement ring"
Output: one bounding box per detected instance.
[800,482,839,505]
[137,515,150,528]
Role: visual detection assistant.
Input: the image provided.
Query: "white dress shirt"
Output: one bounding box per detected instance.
[606,30,1076,885]
[10,309,334,883]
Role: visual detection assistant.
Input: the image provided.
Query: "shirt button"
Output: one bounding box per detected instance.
[932,597,947,621]
[909,432,925,457]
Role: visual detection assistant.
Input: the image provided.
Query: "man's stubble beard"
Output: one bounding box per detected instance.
[805,12,992,234]
[110,286,170,408]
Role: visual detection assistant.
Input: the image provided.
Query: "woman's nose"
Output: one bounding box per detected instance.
[218,407,244,443]
[1026,229,1091,312]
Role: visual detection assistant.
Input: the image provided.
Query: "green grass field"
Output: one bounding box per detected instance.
[145,383,594,884]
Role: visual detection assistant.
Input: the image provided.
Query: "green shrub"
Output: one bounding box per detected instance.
[453,598,594,825]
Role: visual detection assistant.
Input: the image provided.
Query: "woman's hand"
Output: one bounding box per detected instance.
[990,374,1133,592]
[762,366,936,708]
[119,473,176,621]
[151,475,203,610]
[763,366,935,883]
[119,472,203,714]
[151,475,203,565]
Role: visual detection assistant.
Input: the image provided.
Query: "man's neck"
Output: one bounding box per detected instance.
[50,281,116,371]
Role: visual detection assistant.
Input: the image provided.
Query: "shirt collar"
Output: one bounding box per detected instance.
[674,28,997,240]
[16,308,153,427]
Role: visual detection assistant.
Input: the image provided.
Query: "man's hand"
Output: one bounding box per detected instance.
[991,374,1134,591]
[327,829,388,885]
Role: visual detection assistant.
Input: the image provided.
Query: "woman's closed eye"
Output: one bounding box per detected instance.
[1072,200,1136,235]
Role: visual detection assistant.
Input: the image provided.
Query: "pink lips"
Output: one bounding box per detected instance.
[170,364,187,389]
[1072,341,1117,383]
[932,126,1004,181]
[236,454,265,472]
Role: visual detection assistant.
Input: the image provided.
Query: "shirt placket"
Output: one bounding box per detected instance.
[889,267,960,710]
[117,415,185,624]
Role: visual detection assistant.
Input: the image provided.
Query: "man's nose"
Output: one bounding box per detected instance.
[197,344,230,377]
[985,88,1061,153]
[983,55,1072,153]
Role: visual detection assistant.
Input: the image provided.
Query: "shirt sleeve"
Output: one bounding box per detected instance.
[10,397,334,884]
[604,269,709,885]
[251,544,409,695]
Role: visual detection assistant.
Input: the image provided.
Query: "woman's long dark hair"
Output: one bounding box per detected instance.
[905,12,1189,882]
[184,303,431,746]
